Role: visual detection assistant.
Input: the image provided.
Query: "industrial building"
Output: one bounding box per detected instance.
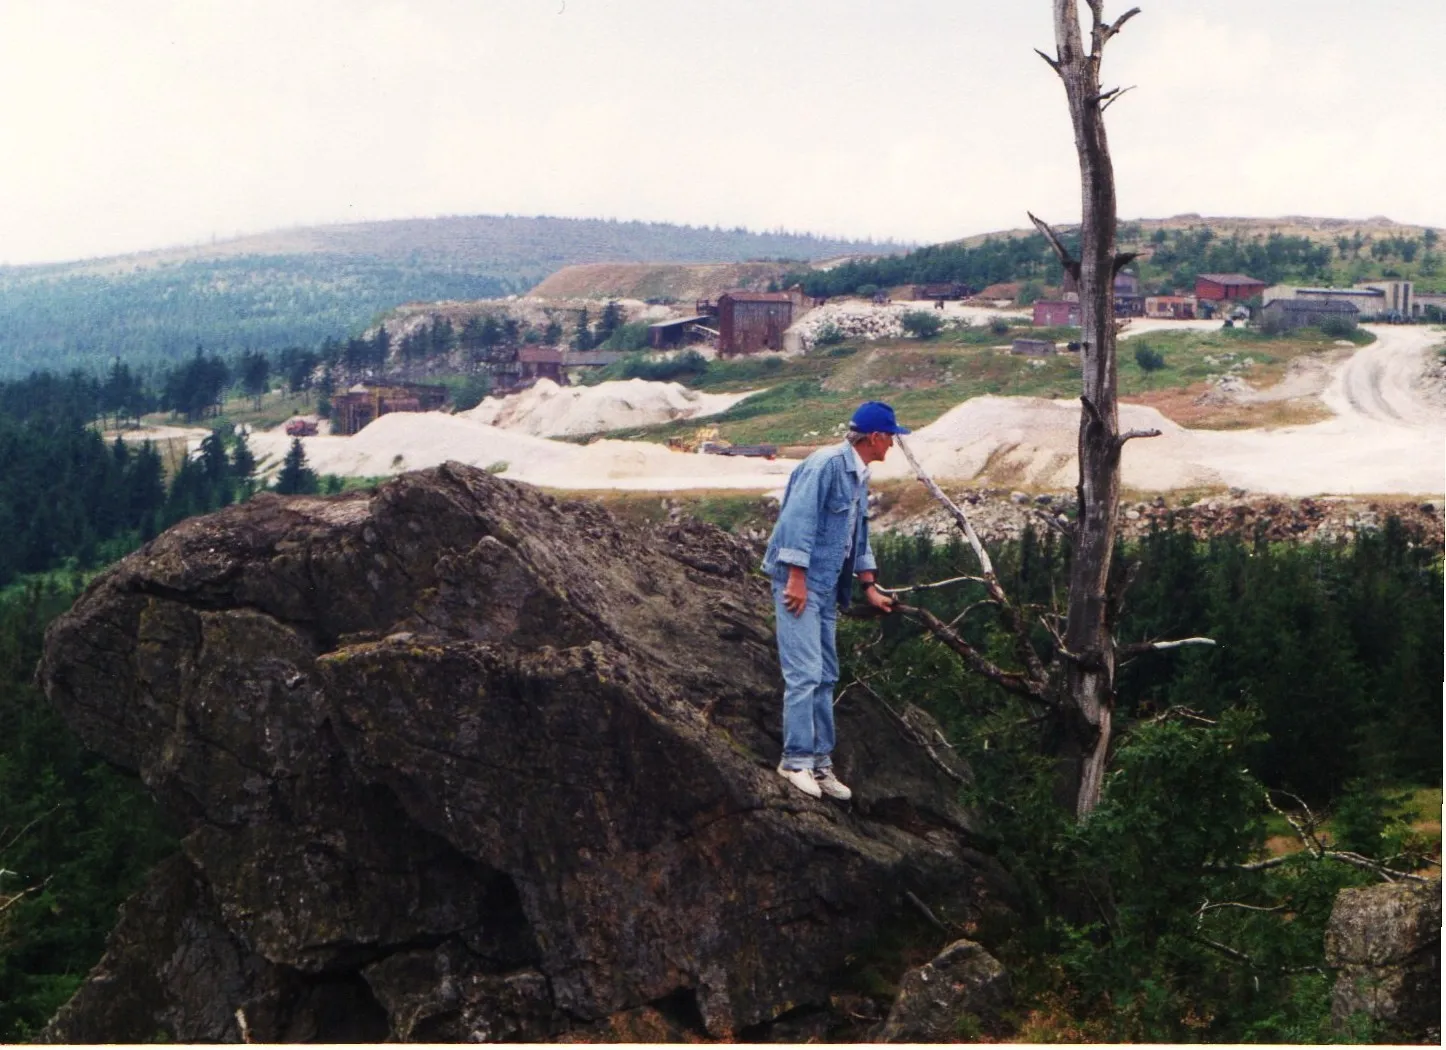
[1059,269,1143,316]
[1033,300,1080,326]
[647,315,713,350]
[1262,280,1413,321]
[331,382,449,436]
[1195,273,1268,302]
[1144,295,1197,320]
[1259,298,1359,332]
[716,291,794,355]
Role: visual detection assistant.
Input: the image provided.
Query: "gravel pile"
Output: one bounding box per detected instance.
[464,378,755,437]
[878,489,1445,549]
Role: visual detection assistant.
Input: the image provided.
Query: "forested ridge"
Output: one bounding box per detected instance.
[791,222,1444,301]
[0,216,901,378]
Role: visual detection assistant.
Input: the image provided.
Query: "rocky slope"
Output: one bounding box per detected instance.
[37,463,1007,1042]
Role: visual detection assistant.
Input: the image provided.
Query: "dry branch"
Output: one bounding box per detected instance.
[1118,427,1162,446]
[1118,636,1217,657]
[1027,211,1081,278]
[874,574,987,596]
[847,676,970,785]
[894,436,994,578]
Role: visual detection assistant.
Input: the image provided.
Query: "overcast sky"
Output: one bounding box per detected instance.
[1,0,1441,265]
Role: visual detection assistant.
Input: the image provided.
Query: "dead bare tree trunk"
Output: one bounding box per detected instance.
[884,3,1220,823]
[1032,1,1150,818]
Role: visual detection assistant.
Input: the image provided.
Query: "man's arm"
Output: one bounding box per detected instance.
[771,458,827,573]
[854,497,893,612]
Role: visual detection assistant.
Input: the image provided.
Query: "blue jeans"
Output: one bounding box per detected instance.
[773,578,839,772]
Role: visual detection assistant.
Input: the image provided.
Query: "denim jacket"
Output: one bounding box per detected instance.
[762,442,876,606]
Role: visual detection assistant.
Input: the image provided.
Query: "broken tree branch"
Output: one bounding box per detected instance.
[1319,850,1433,885]
[1027,211,1081,279]
[948,598,999,630]
[1102,6,1141,43]
[1117,427,1162,447]
[896,603,1049,703]
[1117,636,1217,657]
[0,805,59,857]
[1266,788,1326,858]
[1140,705,1218,727]
[905,890,951,933]
[894,437,1050,698]
[848,676,969,785]
[1195,898,1285,919]
[0,875,52,917]
[1099,84,1136,112]
[1034,47,1062,74]
[874,574,986,596]
[894,436,994,578]
[1189,933,1325,976]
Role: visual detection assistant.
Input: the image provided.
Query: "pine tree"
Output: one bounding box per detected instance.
[572,308,592,352]
[231,431,257,497]
[274,438,318,495]
[240,351,270,409]
[371,326,392,370]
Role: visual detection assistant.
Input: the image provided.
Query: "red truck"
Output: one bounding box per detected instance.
[284,418,318,437]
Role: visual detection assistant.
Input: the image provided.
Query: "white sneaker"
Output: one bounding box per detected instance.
[777,764,822,798]
[814,768,852,801]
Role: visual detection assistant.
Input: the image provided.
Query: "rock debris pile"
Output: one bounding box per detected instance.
[38,463,1009,1043]
[878,490,1445,549]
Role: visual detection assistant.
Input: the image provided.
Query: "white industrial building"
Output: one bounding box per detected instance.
[1261,280,1414,320]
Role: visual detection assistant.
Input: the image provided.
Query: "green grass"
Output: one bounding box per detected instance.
[1117,325,1373,395]
[595,324,1376,447]
[597,324,1091,446]
[141,388,319,433]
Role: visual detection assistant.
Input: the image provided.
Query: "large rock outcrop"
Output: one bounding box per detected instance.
[38,462,1006,1041]
[1325,879,1441,1043]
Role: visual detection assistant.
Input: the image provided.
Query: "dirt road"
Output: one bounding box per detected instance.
[1169,324,1444,495]
[1327,324,1441,426]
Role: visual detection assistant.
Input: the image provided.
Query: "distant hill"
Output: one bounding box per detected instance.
[0,216,901,377]
[953,214,1441,250]
[529,261,802,301]
[793,215,1445,300]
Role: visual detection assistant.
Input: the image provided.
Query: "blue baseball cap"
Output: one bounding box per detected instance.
[849,401,910,435]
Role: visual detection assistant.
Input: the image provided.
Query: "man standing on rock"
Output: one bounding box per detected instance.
[762,401,905,800]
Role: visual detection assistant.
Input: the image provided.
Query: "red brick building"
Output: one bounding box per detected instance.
[1033,300,1080,327]
[1195,273,1267,302]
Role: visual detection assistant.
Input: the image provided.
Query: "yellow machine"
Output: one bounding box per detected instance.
[667,425,722,453]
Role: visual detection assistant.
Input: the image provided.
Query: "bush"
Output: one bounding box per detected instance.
[592,349,709,385]
[1317,317,1357,339]
[1017,280,1046,306]
[856,283,879,298]
[451,373,492,412]
[596,321,651,352]
[1134,344,1166,372]
[900,310,944,339]
[989,316,1012,336]
[812,322,845,348]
